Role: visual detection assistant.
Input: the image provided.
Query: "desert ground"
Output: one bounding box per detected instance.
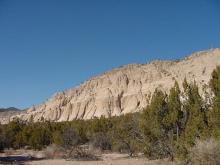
[30,158,149,165]
[0,151,175,165]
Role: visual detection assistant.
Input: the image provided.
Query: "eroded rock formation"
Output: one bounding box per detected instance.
[3,49,220,123]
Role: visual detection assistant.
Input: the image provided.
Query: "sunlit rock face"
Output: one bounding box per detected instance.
[3,49,220,123]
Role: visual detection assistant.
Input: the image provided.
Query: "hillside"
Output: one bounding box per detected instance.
[0,107,23,124]
[3,48,220,123]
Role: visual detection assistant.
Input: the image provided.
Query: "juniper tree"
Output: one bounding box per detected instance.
[0,125,4,151]
[87,116,113,149]
[163,81,182,143]
[28,126,52,150]
[140,89,173,159]
[208,65,220,138]
[112,114,141,156]
[182,81,206,146]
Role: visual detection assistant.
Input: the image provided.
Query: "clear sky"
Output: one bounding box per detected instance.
[0,0,220,109]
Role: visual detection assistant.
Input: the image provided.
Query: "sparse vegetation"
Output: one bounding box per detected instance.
[0,66,220,163]
[187,139,220,165]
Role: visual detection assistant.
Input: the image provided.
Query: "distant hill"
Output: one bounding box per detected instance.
[0,107,24,124]
[0,107,20,112]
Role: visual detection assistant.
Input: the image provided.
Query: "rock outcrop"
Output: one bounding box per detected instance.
[3,49,220,123]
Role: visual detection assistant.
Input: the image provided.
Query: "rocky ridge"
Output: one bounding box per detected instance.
[2,48,220,123]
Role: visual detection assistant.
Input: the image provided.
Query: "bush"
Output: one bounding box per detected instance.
[90,132,111,151]
[0,130,4,152]
[44,144,65,159]
[0,141,3,152]
[61,127,80,150]
[28,127,51,150]
[66,146,100,161]
[188,139,220,165]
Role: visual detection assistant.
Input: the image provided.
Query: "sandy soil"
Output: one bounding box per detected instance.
[1,151,176,165]
[30,158,149,165]
[29,154,175,165]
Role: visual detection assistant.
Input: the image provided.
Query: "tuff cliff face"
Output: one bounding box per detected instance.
[3,49,220,123]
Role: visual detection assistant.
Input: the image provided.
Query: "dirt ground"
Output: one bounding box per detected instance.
[29,154,176,165]
[1,151,176,165]
[30,158,176,165]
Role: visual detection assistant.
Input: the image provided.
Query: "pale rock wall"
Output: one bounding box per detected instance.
[3,48,220,123]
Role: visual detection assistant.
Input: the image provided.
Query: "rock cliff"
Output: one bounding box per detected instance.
[3,49,220,123]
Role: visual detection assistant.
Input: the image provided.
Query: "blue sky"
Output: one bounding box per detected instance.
[0,0,220,109]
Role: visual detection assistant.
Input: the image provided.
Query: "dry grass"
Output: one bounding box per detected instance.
[188,139,220,165]
[66,147,100,161]
[44,144,65,159]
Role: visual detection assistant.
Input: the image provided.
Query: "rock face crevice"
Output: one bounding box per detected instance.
[3,49,220,123]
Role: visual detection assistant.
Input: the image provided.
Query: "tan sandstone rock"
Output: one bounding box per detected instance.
[3,48,220,123]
